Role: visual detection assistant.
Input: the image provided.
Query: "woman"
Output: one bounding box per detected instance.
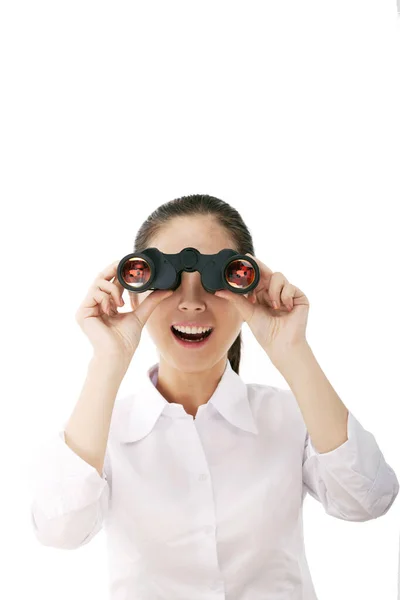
[29,194,399,600]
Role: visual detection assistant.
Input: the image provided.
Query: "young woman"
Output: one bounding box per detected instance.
[30,194,399,599]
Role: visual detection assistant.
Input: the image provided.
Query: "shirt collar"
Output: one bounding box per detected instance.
[118,358,259,443]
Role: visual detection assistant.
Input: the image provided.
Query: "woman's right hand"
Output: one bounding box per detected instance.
[75,259,173,363]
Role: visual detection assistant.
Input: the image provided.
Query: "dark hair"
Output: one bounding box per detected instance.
[133,194,255,375]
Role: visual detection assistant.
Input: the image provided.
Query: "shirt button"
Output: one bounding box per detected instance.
[199,473,208,481]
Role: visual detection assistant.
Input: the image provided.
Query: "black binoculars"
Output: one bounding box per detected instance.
[117,247,260,295]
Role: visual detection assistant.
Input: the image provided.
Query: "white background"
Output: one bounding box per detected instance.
[1,1,400,599]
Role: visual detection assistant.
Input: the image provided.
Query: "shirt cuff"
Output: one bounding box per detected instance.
[28,429,108,520]
[305,411,399,518]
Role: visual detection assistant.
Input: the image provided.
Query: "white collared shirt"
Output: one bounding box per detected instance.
[29,358,399,599]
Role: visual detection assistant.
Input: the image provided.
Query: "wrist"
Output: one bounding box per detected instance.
[91,352,133,373]
[266,339,311,369]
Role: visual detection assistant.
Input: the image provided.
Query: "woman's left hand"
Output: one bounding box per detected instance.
[214,253,310,359]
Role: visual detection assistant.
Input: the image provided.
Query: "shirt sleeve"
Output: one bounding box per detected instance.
[302,410,399,521]
[28,429,110,550]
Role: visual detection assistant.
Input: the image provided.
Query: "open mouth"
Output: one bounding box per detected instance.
[170,326,214,343]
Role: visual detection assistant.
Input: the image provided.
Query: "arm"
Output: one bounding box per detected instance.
[29,354,130,549]
[271,341,349,454]
[271,341,399,520]
[64,354,130,477]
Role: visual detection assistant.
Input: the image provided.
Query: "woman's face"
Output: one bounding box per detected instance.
[129,215,252,372]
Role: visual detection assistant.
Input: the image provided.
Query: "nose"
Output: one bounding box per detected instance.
[176,271,207,310]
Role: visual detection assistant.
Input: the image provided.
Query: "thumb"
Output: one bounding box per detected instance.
[215,289,254,323]
[132,289,174,328]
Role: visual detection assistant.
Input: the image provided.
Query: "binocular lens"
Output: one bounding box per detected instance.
[224,259,256,290]
[121,257,151,288]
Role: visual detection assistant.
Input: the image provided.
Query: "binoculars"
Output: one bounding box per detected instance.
[117,247,260,295]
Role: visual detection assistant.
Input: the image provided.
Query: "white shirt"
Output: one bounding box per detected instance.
[29,358,399,600]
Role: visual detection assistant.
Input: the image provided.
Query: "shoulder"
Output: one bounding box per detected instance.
[246,380,296,406]
[246,382,305,431]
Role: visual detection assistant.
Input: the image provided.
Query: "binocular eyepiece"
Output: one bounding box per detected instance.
[117,247,259,295]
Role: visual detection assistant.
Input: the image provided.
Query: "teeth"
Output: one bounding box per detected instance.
[172,325,212,334]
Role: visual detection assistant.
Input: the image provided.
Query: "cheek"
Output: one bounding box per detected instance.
[219,304,243,328]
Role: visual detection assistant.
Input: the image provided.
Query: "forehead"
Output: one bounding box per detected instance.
[150,215,236,255]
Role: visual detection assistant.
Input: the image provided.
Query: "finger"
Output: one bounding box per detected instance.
[97,260,121,281]
[215,289,254,323]
[133,289,174,328]
[254,287,274,309]
[245,253,274,298]
[268,272,287,309]
[280,282,297,310]
[91,288,113,316]
[97,259,125,297]
[245,253,274,278]
[97,280,124,308]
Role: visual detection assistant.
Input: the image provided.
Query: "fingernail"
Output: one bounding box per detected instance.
[273,301,278,309]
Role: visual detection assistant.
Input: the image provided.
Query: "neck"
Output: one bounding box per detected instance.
[155,355,227,417]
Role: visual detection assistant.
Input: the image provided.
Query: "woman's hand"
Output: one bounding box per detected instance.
[215,253,310,360]
[75,260,173,362]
